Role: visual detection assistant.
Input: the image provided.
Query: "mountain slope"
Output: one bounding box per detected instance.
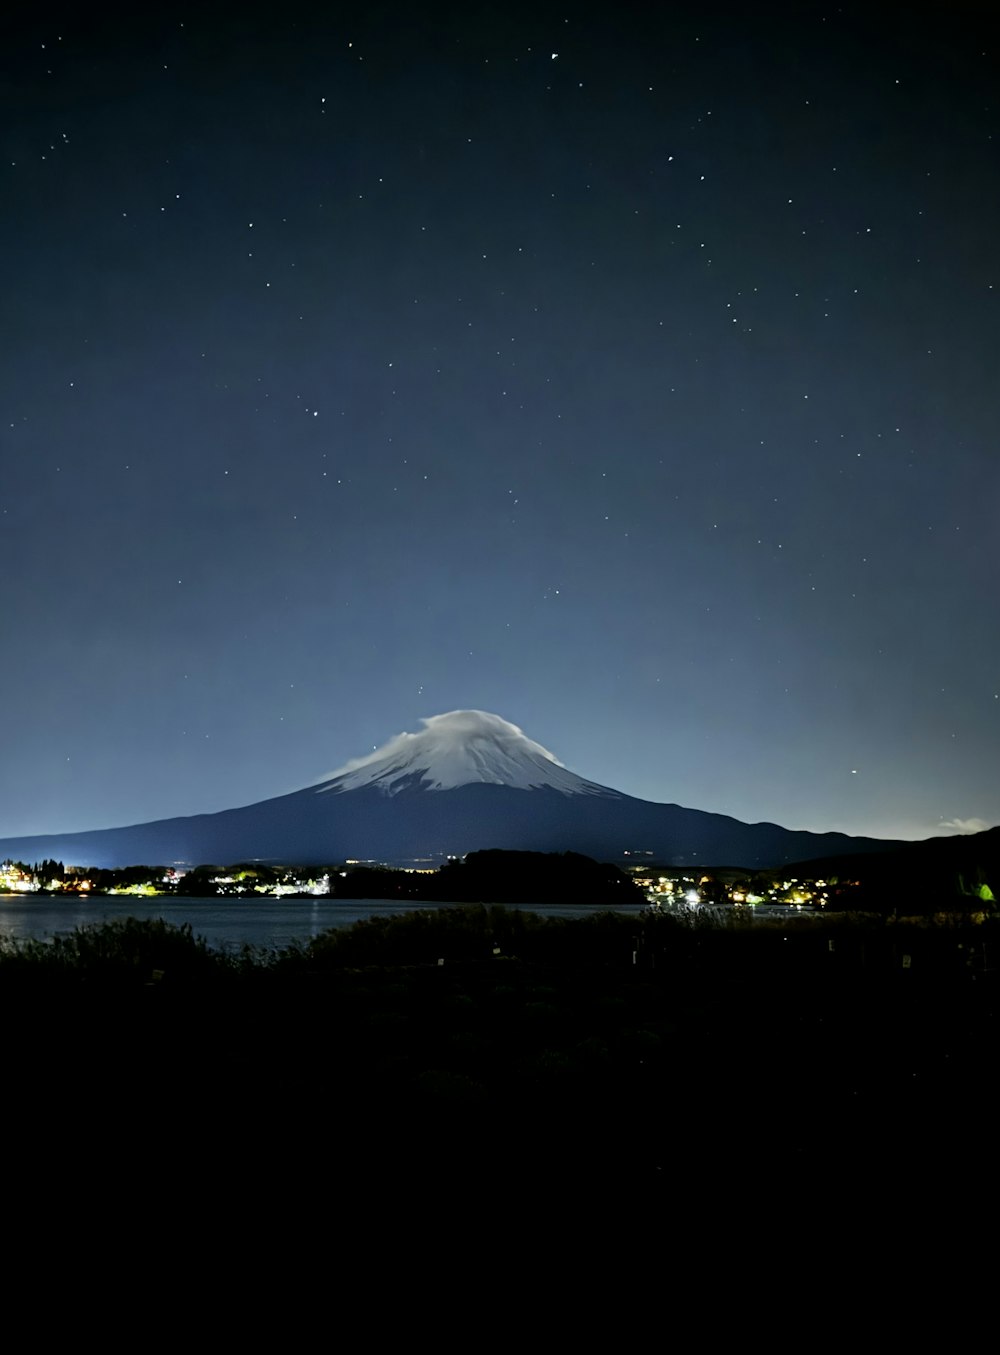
[0,710,913,869]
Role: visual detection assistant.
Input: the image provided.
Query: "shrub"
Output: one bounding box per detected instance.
[0,916,224,982]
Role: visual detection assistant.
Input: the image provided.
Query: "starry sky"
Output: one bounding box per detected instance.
[2,2,997,844]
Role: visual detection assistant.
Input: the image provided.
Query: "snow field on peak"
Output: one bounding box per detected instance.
[316,710,613,796]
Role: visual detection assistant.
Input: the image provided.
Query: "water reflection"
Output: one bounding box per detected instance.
[0,894,643,952]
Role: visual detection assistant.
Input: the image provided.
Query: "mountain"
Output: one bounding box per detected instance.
[777,825,1000,904]
[0,710,914,870]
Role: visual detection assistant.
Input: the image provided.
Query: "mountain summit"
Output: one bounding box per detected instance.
[316,710,616,797]
[0,710,908,869]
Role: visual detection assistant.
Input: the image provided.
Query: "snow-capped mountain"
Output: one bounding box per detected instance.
[0,710,906,869]
[316,711,617,797]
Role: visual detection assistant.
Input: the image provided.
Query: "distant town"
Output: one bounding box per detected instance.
[3,839,997,921]
[0,853,866,910]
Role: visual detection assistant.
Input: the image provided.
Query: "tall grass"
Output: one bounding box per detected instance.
[0,915,226,983]
[0,907,994,983]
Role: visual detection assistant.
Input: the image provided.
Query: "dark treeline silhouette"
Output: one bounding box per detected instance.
[432,850,642,905]
[2,857,65,879]
[286,850,642,905]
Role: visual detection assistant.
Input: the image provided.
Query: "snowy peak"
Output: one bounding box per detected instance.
[316,710,617,798]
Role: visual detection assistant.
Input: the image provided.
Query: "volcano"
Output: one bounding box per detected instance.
[0,710,907,869]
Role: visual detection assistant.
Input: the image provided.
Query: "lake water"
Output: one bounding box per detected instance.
[0,894,647,952]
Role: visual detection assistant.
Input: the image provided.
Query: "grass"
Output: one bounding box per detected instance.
[0,915,225,983]
[1,904,995,981]
[0,907,997,1227]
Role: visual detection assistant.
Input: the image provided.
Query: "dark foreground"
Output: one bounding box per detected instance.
[3,908,997,1253]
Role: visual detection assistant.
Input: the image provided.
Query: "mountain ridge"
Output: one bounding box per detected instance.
[0,709,924,870]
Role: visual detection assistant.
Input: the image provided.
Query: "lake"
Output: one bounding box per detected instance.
[0,894,648,951]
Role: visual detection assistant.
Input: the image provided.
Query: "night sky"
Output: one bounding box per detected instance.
[2,3,997,844]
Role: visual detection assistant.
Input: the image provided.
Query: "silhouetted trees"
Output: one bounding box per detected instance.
[433,850,643,906]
